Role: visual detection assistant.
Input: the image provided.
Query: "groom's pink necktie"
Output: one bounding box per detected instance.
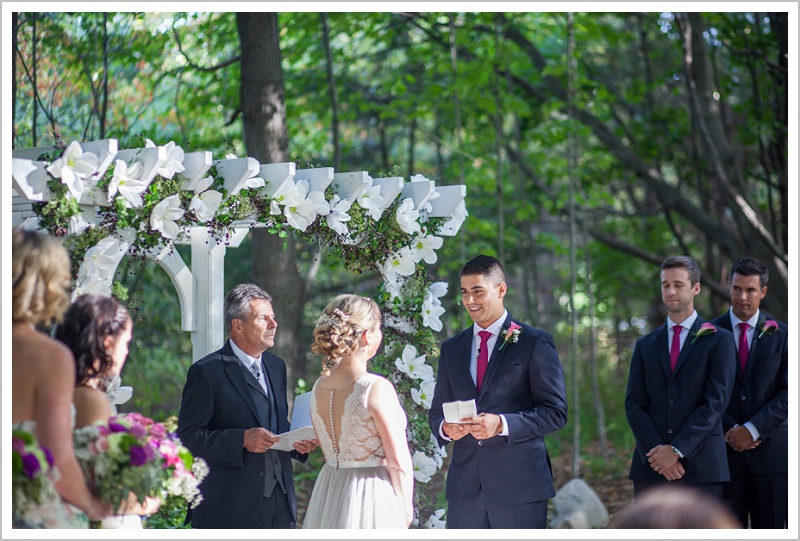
[670,325,682,372]
[738,322,750,373]
[476,331,492,392]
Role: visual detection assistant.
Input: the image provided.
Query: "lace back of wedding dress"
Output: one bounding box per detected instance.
[311,374,385,467]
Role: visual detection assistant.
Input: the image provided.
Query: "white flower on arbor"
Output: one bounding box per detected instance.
[73,235,129,298]
[326,195,352,236]
[107,159,147,207]
[410,380,436,409]
[357,183,386,221]
[412,451,437,483]
[189,190,223,223]
[439,199,469,236]
[269,180,317,232]
[382,274,406,302]
[409,173,429,183]
[421,296,446,332]
[182,174,214,194]
[307,191,330,216]
[429,433,447,468]
[384,314,416,334]
[395,197,421,235]
[150,194,185,239]
[395,344,433,382]
[427,281,448,302]
[146,139,185,179]
[381,246,416,282]
[424,509,446,529]
[410,234,443,264]
[46,141,99,199]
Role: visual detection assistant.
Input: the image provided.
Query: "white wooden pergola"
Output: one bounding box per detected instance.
[12,139,467,362]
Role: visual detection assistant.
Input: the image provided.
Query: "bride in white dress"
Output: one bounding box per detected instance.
[303,295,414,529]
[11,228,111,526]
[55,293,161,528]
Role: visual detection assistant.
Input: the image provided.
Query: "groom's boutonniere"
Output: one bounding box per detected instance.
[757,320,780,339]
[690,322,717,344]
[498,322,522,351]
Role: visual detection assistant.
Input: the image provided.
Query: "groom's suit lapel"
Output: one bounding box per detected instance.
[478,316,513,401]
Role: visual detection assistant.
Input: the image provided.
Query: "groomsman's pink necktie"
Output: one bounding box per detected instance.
[738,322,750,373]
[670,325,682,372]
[476,331,492,392]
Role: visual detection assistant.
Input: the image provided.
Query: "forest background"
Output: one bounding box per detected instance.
[7,7,795,528]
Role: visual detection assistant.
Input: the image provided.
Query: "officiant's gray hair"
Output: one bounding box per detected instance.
[225,283,273,333]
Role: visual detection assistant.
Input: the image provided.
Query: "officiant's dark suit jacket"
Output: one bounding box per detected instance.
[429,315,568,512]
[710,311,787,526]
[177,340,306,529]
[625,316,736,488]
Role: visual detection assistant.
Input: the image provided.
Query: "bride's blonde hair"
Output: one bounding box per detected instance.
[311,294,381,375]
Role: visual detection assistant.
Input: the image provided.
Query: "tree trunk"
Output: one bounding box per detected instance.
[237,13,306,384]
[320,13,341,171]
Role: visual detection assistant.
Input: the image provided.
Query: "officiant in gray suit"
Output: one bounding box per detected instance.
[178,283,318,528]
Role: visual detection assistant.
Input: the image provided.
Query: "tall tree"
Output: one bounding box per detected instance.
[237,13,307,385]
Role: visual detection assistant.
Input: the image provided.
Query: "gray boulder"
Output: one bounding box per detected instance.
[549,478,609,529]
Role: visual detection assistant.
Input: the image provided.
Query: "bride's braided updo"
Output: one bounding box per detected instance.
[311,294,381,375]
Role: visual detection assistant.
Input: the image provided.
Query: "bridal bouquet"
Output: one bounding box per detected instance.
[73,413,164,509]
[12,428,85,528]
[157,432,209,509]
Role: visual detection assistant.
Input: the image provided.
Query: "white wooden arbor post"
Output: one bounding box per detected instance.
[12,139,468,363]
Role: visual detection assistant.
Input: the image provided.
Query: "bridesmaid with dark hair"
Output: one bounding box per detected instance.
[56,293,160,529]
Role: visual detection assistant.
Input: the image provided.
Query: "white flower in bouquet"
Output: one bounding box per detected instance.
[412,451,437,483]
[395,197,421,235]
[150,194,185,239]
[45,140,99,198]
[157,433,209,509]
[410,380,436,409]
[107,159,147,207]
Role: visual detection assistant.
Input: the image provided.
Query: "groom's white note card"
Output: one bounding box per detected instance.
[290,391,313,431]
[443,399,477,423]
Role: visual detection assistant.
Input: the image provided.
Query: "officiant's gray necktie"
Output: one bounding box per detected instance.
[250,362,268,396]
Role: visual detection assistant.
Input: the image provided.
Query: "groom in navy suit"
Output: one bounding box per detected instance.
[710,258,788,528]
[429,255,568,529]
[625,256,735,499]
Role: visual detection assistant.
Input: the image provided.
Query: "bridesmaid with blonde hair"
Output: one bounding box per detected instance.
[303,294,413,529]
[11,228,111,525]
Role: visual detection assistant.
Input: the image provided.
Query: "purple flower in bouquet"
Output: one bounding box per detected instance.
[22,453,43,478]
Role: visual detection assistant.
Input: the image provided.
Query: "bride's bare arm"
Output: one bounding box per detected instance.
[368,378,414,526]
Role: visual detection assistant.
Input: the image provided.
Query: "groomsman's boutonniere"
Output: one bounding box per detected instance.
[757,320,780,339]
[690,322,717,344]
[498,322,522,351]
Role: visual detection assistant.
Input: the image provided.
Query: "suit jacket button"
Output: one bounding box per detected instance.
[667,428,673,434]
[259,472,265,477]
[741,395,746,401]
[478,440,484,446]
[669,400,674,406]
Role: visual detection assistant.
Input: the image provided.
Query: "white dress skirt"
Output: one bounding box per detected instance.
[302,374,408,529]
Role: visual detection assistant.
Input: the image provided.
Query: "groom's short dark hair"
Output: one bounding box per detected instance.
[461,255,506,285]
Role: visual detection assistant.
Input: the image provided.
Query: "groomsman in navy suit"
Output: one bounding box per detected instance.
[429,255,568,529]
[625,256,735,499]
[710,258,788,528]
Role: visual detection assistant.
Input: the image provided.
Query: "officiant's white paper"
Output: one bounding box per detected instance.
[271,426,317,452]
[290,391,313,431]
[443,399,477,423]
